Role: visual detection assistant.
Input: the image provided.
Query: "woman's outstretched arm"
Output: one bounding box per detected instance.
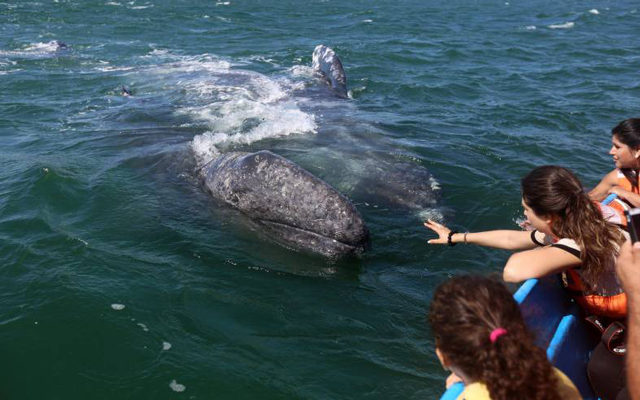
[424,220,538,251]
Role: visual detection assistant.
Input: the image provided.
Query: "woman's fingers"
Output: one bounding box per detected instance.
[423,219,450,244]
[424,219,444,229]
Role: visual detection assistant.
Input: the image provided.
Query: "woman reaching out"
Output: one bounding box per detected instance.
[425,165,627,319]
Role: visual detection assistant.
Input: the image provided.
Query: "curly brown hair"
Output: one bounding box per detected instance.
[429,275,560,400]
[521,165,625,290]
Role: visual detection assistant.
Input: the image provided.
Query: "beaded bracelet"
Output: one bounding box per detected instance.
[447,231,458,247]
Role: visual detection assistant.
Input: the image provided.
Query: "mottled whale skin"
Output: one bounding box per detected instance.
[312,45,348,98]
[199,150,370,257]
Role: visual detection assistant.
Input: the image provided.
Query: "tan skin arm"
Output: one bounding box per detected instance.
[589,169,640,207]
[502,246,581,282]
[615,240,640,397]
[589,169,618,202]
[424,220,538,251]
[609,186,640,208]
[424,220,582,283]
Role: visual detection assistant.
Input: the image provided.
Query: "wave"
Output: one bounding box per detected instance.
[0,40,66,57]
[548,22,574,29]
[116,51,317,165]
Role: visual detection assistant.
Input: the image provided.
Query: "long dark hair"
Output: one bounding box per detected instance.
[429,275,560,400]
[521,166,625,289]
[613,118,640,191]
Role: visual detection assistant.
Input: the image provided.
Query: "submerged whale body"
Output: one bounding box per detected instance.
[354,161,439,210]
[312,45,348,98]
[199,150,370,257]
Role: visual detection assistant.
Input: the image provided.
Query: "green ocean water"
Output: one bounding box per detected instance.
[1,0,639,398]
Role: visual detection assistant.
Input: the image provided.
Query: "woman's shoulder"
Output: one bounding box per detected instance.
[455,382,490,400]
[554,368,583,399]
[454,368,582,400]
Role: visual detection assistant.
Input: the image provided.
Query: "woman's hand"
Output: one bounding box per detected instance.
[609,186,631,200]
[424,219,452,244]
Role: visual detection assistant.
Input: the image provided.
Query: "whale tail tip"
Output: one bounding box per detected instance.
[311,45,348,98]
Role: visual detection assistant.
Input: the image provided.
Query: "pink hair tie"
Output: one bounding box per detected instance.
[489,328,508,343]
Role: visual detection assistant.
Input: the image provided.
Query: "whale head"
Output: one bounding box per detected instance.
[200,150,370,257]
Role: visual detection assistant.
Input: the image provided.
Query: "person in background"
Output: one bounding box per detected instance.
[429,275,582,400]
[590,119,640,219]
[425,165,627,319]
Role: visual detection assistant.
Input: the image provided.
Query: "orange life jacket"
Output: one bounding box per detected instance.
[532,231,628,318]
[562,268,627,319]
[602,170,640,227]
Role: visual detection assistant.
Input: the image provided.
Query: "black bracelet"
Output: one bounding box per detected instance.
[447,231,458,247]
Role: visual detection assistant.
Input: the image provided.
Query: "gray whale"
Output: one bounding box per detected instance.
[312,45,348,98]
[199,150,370,257]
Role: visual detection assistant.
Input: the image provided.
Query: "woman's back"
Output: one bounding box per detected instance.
[429,275,582,400]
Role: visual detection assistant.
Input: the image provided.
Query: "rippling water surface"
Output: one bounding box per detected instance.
[1,0,639,398]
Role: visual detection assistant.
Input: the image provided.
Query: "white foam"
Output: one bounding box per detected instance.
[513,216,535,230]
[166,64,316,164]
[216,1,230,5]
[549,22,574,29]
[131,5,153,9]
[148,48,169,56]
[111,304,125,310]
[524,25,537,30]
[95,65,134,72]
[162,341,172,350]
[106,2,122,5]
[125,51,316,165]
[0,42,65,58]
[289,65,315,79]
[589,9,599,14]
[418,208,444,223]
[24,41,61,52]
[429,176,441,191]
[137,323,149,332]
[146,55,233,74]
[190,99,316,164]
[363,19,373,23]
[169,380,186,392]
